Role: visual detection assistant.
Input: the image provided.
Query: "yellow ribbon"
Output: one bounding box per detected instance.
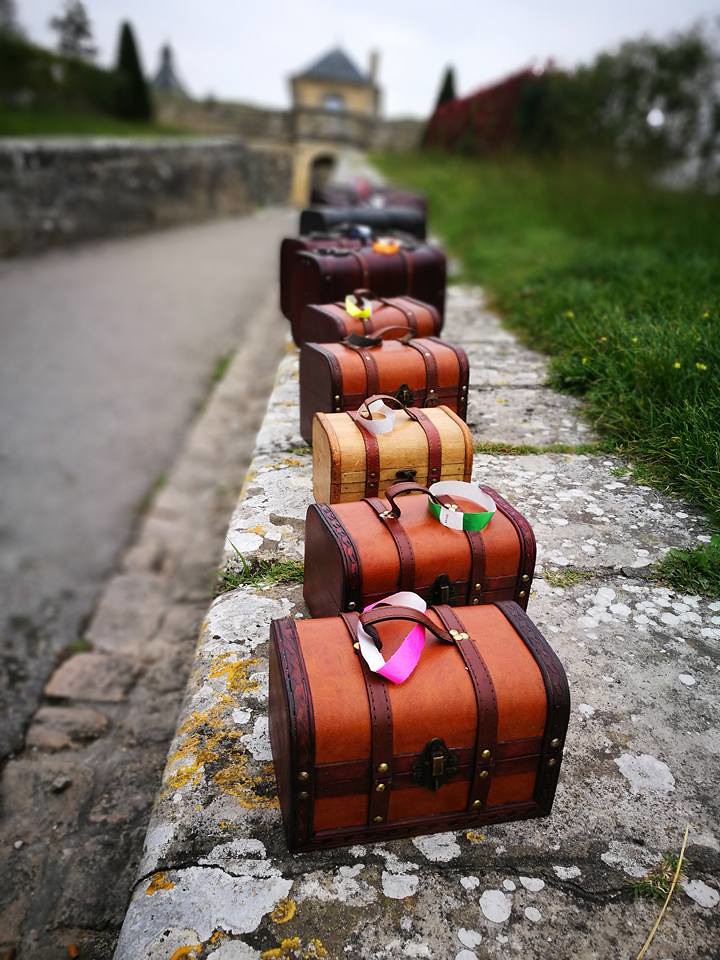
[344,294,372,319]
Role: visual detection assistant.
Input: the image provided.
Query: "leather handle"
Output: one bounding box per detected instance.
[357,394,424,425]
[359,605,455,645]
[383,481,441,519]
[344,326,415,350]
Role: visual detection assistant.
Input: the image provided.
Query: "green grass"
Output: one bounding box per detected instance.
[652,536,720,598]
[474,440,608,456]
[211,353,233,384]
[375,152,720,525]
[542,568,593,589]
[630,853,687,901]
[217,552,305,595]
[0,106,188,137]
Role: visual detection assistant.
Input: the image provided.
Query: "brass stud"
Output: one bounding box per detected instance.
[369,472,376,478]
[298,771,309,781]
[353,642,360,651]
[474,583,481,590]
[481,749,491,761]
[376,783,386,792]
[518,590,527,599]
[550,738,561,749]
[348,602,357,611]
[547,758,557,768]
[334,395,340,401]
[472,799,483,810]
[472,598,479,605]
[377,762,389,774]
[479,769,489,779]
[298,791,309,800]
[522,574,530,582]
[373,816,384,823]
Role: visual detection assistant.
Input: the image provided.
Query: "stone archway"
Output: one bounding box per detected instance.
[290,144,339,207]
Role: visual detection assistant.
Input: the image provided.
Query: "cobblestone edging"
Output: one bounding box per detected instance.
[115,287,720,959]
[0,138,292,257]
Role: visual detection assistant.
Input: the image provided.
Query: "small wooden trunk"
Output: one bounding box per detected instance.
[269,601,569,851]
[282,242,446,326]
[299,336,468,445]
[292,294,442,347]
[312,404,472,503]
[303,481,535,616]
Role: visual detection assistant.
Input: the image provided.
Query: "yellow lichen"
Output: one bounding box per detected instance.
[208,654,262,693]
[208,930,226,944]
[260,936,328,959]
[169,946,201,960]
[213,758,278,809]
[465,830,486,843]
[305,939,328,958]
[145,871,175,895]
[270,898,297,924]
[250,524,267,535]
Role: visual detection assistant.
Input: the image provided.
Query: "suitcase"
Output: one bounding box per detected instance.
[299,334,467,444]
[303,479,535,615]
[283,240,446,326]
[312,396,472,503]
[299,206,426,240]
[292,291,442,347]
[368,188,427,214]
[269,597,569,851]
[280,235,365,320]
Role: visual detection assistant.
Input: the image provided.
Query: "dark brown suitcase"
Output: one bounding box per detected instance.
[292,292,442,347]
[269,600,570,851]
[283,241,446,326]
[299,206,427,240]
[303,480,535,615]
[299,333,468,444]
[280,235,364,320]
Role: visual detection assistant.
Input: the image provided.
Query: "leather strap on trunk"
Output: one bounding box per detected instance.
[360,348,380,396]
[408,408,442,486]
[349,410,381,497]
[367,497,415,591]
[436,493,486,603]
[406,340,439,405]
[349,249,370,288]
[341,612,393,825]
[399,248,414,293]
[433,605,498,811]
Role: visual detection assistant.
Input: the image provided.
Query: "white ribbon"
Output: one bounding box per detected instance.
[429,481,497,531]
[355,397,397,436]
[356,591,427,675]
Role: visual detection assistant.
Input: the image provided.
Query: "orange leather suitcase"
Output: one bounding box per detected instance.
[292,291,442,347]
[299,333,468,444]
[303,480,535,616]
[269,599,569,851]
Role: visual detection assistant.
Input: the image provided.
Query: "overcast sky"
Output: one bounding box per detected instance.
[22,0,720,116]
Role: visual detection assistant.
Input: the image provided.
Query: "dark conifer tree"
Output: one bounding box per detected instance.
[115,20,152,120]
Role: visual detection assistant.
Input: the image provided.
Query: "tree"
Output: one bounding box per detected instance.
[49,0,96,61]
[434,66,456,108]
[0,0,23,37]
[114,21,152,120]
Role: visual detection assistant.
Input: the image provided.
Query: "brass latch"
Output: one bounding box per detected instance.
[432,573,452,604]
[395,383,413,406]
[411,737,458,792]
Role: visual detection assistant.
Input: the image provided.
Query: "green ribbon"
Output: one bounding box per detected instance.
[428,500,494,531]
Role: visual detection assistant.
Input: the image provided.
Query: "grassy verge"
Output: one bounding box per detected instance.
[375,151,720,589]
[217,554,304,595]
[0,107,188,137]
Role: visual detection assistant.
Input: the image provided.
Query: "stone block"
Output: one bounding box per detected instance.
[44,653,137,703]
[25,705,109,751]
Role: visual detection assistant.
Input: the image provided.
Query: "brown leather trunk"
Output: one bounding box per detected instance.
[269,601,569,851]
[312,403,472,503]
[293,294,442,348]
[299,336,468,444]
[282,243,446,325]
[280,236,364,320]
[303,481,535,616]
[299,207,427,240]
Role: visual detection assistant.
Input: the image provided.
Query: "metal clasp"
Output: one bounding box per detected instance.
[411,737,458,792]
[395,468,417,481]
[432,573,452,604]
[395,383,413,406]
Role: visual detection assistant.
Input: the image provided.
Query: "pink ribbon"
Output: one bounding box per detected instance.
[357,591,427,684]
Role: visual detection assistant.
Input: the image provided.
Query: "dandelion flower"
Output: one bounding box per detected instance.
[673,361,682,369]
[599,336,608,343]
[631,336,639,344]
[702,311,710,318]
[564,309,575,319]
[696,362,708,371]
[581,356,590,365]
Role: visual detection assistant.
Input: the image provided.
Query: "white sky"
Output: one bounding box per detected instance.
[22,0,720,117]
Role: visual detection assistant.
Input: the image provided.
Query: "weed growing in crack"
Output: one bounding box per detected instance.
[543,568,593,588]
[474,440,609,456]
[216,551,304,595]
[630,853,688,901]
[652,536,720,598]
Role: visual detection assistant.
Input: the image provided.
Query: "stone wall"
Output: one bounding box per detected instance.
[0,137,293,257]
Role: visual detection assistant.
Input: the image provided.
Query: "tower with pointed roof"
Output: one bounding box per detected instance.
[152,45,187,97]
[289,46,380,145]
